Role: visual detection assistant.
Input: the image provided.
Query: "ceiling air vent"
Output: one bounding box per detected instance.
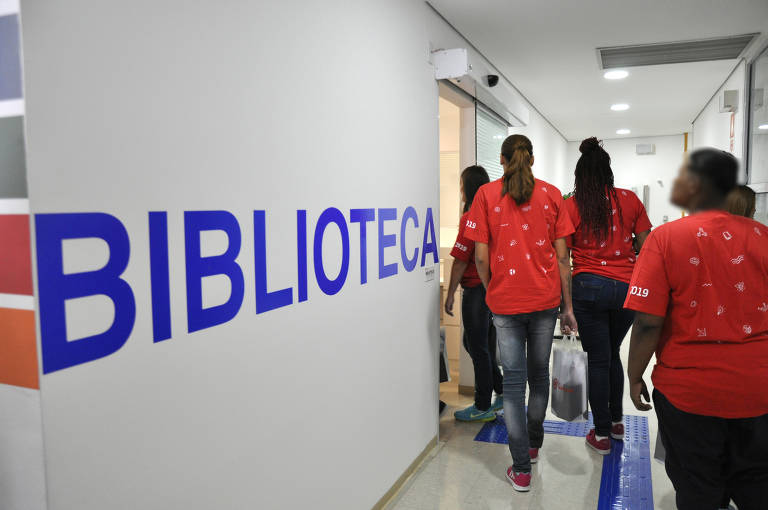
[598,34,758,69]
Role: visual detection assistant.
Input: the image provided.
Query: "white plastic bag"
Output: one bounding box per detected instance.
[551,335,589,422]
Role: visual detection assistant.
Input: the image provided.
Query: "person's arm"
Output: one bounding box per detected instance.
[474,242,490,289]
[554,238,577,334]
[634,230,650,252]
[444,258,468,316]
[627,312,665,411]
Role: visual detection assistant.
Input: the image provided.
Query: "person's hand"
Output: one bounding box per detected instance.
[444,293,455,317]
[559,310,578,335]
[630,379,652,411]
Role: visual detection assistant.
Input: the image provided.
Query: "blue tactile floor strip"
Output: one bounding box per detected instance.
[474,413,653,509]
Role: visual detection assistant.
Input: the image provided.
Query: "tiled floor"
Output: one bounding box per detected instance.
[389,335,679,510]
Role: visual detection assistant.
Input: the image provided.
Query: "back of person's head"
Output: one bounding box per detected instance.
[574,137,621,242]
[461,165,490,213]
[725,184,756,219]
[688,148,738,199]
[500,134,535,205]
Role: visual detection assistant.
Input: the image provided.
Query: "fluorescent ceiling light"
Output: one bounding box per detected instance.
[616,129,631,135]
[611,103,630,111]
[759,124,768,130]
[604,70,628,80]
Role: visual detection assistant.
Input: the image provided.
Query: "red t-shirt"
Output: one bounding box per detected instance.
[465,178,575,315]
[450,212,482,288]
[566,188,652,283]
[624,211,768,418]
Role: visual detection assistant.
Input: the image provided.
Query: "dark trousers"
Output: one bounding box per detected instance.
[654,389,768,510]
[461,285,502,410]
[572,273,634,436]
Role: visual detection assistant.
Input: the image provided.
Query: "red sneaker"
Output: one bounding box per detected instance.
[586,429,611,455]
[611,422,625,441]
[529,448,539,464]
[506,467,531,492]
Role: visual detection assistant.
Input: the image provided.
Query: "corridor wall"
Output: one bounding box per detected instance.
[692,61,747,180]
[20,1,442,509]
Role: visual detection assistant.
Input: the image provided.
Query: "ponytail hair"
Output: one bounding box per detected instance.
[500,134,535,205]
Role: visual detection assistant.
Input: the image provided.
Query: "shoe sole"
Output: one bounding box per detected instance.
[610,432,624,441]
[505,472,530,492]
[586,440,611,455]
[454,414,497,423]
[530,457,538,464]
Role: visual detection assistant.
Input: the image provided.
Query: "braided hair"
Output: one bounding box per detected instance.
[573,137,622,243]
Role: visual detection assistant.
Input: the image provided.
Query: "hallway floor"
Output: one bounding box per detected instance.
[389,336,679,510]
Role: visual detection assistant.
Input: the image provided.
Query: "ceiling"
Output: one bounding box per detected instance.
[429,0,768,141]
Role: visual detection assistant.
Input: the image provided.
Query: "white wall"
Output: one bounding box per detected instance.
[22,1,441,509]
[692,61,747,180]
[515,109,569,193]
[566,135,685,227]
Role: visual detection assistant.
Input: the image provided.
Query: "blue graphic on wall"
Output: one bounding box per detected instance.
[35,207,439,374]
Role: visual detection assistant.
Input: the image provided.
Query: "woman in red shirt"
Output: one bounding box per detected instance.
[626,149,768,509]
[466,134,577,492]
[444,165,503,422]
[565,137,652,454]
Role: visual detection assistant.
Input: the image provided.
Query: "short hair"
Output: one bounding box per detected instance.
[688,148,738,198]
[725,184,756,218]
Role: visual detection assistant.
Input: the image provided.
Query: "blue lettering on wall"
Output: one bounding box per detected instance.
[36,213,136,374]
[313,207,350,296]
[420,207,438,267]
[297,210,308,302]
[254,210,293,314]
[149,211,172,342]
[400,206,419,272]
[35,205,438,374]
[184,211,245,333]
[349,208,375,284]
[377,208,398,279]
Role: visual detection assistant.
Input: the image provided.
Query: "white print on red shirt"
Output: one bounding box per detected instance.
[615,250,621,256]
[630,286,649,298]
[466,220,477,229]
[717,305,725,316]
[731,255,745,264]
[735,281,746,292]
[497,255,504,262]
[522,205,531,212]
[621,191,628,196]
[697,227,708,237]
[697,328,707,337]
[536,239,546,246]
[525,253,531,260]
[544,204,549,210]
[689,257,700,266]
[542,186,548,192]
[455,242,468,252]
[624,236,631,243]
[510,240,518,246]
[758,303,768,312]
[509,269,516,276]
[522,224,529,231]
[702,282,713,287]
[755,227,763,236]
[494,206,501,213]
[722,231,733,241]
[612,209,616,215]
[744,325,753,335]
[690,300,697,308]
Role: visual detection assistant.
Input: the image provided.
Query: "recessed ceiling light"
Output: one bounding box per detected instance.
[616,129,631,135]
[759,124,768,130]
[611,103,630,111]
[604,70,629,80]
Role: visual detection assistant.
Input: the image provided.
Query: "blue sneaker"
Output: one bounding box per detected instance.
[454,405,497,422]
[490,395,504,412]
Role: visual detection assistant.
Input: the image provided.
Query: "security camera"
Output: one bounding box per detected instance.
[486,75,499,87]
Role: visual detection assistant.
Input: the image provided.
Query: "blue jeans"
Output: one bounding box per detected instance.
[493,308,558,473]
[572,273,634,436]
[462,285,503,410]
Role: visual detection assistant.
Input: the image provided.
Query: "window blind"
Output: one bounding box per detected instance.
[476,105,507,181]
